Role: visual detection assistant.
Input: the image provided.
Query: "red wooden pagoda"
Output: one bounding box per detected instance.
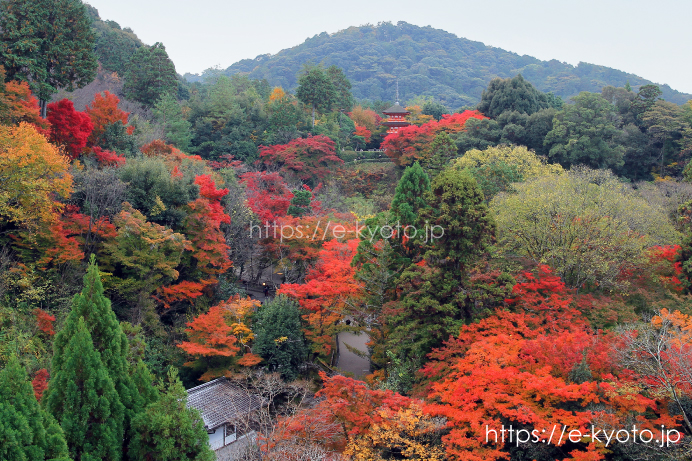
[382,102,410,134]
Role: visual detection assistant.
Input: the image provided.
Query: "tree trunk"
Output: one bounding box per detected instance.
[312,104,315,127]
[40,99,47,119]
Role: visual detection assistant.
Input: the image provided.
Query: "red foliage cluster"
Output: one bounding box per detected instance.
[422,265,678,461]
[240,171,293,223]
[647,244,683,291]
[178,303,241,357]
[194,174,230,225]
[92,146,126,167]
[258,135,343,185]
[85,91,129,145]
[381,110,486,166]
[47,99,93,159]
[1,80,50,135]
[158,279,215,307]
[208,154,244,170]
[353,125,372,143]
[31,369,49,402]
[279,239,363,357]
[33,308,56,335]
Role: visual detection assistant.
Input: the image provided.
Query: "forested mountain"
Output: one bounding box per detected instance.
[85,5,146,75]
[189,21,691,108]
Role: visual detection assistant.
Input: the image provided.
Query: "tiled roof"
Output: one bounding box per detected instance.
[382,102,410,114]
[186,378,262,430]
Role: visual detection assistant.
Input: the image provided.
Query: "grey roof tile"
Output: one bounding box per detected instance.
[186,378,262,430]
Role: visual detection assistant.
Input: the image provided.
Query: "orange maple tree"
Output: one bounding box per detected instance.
[0,75,50,134]
[84,91,130,146]
[279,239,363,360]
[422,266,680,461]
[178,296,262,381]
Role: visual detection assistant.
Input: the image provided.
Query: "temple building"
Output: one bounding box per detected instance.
[382,102,410,134]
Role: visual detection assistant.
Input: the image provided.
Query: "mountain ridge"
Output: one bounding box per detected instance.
[185,21,691,108]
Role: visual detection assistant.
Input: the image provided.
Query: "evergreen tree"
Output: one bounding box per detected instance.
[153,93,192,151]
[128,368,214,461]
[44,317,124,461]
[477,74,550,118]
[0,0,97,115]
[422,101,447,121]
[424,131,457,178]
[252,295,308,381]
[420,167,495,272]
[123,42,178,106]
[386,168,496,381]
[296,65,336,127]
[50,256,154,453]
[390,162,430,228]
[544,91,626,170]
[326,65,353,112]
[287,189,312,217]
[0,356,71,461]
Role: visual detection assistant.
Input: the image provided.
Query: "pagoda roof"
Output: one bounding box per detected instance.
[382,102,410,115]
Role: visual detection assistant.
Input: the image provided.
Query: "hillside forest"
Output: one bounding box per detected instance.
[2,1,692,460]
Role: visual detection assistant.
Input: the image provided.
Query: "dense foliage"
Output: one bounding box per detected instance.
[209,22,692,108]
[3,5,692,460]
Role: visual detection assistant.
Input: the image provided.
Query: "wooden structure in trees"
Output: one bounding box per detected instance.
[382,102,410,134]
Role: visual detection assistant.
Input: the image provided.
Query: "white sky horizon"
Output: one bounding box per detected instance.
[84,0,692,95]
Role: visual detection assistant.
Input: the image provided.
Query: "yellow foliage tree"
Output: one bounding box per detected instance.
[491,167,679,290]
[349,105,379,132]
[405,105,434,127]
[344,404,446,460]
[454,144,563,179]
[0,122,72,232]
[269,86,287,103]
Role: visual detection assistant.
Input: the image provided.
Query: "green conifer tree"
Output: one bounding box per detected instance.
[424,131,457,178]
[0,356,71,461]
[420,167,495,271]
[153,93,192,150]
[390,161,430,228]
[287,189,312,217]
[123,42,178,106]
[50,256,155,453]
[128,368,214,461]
[44,318,124,461]
[0,0,97,115]
[252,295,308,381]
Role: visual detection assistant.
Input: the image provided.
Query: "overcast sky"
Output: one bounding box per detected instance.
[85,0,692,94]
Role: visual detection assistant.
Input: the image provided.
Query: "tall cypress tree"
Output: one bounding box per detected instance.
[44,318,124,461]
[420,167,495,271]
[424,131,457,179]
[0,0,97,115]
[123,42,178,106]
[128,368,214,461]
[0,356,71,461]
[50,256,155,452]
[390,161,430,228]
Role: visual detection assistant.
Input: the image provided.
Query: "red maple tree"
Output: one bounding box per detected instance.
[84,91,129,146]
[240,171,293,223]
[257,135,343,186]
[47,99,93,159]
[279,239,363,359]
